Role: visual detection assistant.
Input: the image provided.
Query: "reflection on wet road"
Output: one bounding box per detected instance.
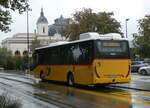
[35,82,150,108]
[35,83,131,108]
[0,72,150,108]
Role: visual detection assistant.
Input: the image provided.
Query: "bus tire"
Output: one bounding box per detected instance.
[40,71,45,82]
[67,73,74,86]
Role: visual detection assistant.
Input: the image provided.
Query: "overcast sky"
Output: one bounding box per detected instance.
[0,0,150,43]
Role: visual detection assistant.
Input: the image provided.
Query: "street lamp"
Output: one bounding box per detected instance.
[125,18,130,38]
[26,6,31,73]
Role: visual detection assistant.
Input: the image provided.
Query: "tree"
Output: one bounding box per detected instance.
[0,48,15,69]
[30,37,41,70]
[0,0,29,32]
[96,12,121,34]
[14,55,23,70]
[30,36,41,53]
[65,22,80,40]
[65,8,122,41]
[136,15,150,57]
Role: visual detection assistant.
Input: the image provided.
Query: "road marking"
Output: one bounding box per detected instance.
[76,88,131,102]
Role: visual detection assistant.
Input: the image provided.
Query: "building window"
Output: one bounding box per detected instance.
[43,27,45,33]
[15,50,21,56]
[23,50,28,56]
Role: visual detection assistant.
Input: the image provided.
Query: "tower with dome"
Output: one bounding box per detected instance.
[36,8,48,36]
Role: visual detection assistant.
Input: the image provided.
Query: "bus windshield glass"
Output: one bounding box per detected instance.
[96,40,129,58]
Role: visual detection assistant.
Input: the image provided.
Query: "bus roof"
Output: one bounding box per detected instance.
[35,32,128,50]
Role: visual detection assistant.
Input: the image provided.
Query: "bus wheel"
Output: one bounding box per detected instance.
[40,71,45,82]
[67,73,74,86]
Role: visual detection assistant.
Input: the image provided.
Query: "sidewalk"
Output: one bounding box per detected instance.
[112,73,150,91]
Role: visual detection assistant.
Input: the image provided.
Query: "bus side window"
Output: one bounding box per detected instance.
[50,48,56,65]
[86,42,93,64]
[32,52,38,66]
[60,46,69,65]
[57,47,61,64]
[35,54,38,66]
[47,50,51,64]
[49,47,61,65]
[38,53,44,64]
[60,47,64,64]
[78,41,93,64]
[62,45,74,65]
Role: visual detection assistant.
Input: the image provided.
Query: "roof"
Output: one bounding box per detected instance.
[35,32,128,50]
[36,8,48,24]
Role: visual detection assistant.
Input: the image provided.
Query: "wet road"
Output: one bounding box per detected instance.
[0,72,150,108]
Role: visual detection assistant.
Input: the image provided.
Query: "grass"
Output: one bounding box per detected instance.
[0,93,22,108]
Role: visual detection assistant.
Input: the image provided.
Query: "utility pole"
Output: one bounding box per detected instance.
[125,18,129,38]
[26,6,31,73]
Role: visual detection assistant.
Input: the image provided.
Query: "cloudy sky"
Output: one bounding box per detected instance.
[0,0,150,43]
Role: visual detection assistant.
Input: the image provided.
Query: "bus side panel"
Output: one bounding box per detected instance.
[34,65,74,82]
[33,65,47,78]
[34,67,39,78]
[48,65,73,82]
[74,65,94,85]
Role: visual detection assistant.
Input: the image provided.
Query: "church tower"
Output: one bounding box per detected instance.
[36,8,48,36]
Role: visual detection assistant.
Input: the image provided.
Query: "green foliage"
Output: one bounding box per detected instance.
[14,56,23,70]
[65,22,80,40]
[136,15,150,57]
[30,37,41,53]
[0,47,25,70]
[65,8,122,41]
[30,38,42,70]
[0,48,14,69]
[130,48,137,59]
[96,12,121,34]
[5,55,15,70]
[0,0,29,32]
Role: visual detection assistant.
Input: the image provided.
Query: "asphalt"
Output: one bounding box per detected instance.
[112,73,150,91]
[1,71,150,91]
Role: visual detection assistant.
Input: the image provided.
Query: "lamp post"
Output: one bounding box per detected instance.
[26,6,31,73]
[125,18,129,38]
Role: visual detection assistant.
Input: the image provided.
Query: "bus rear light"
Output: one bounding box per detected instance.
[126,65,130,77]
[94,66,100,78]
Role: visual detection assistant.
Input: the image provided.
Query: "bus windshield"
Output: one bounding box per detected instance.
[96,40,130,58]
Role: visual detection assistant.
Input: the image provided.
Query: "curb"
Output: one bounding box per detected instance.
[111,85,150,92]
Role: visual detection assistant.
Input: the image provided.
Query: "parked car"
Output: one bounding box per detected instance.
[131,61,148,72]
[138,65,150,75]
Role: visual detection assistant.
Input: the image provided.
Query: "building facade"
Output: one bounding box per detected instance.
[2,33,35,56]
[1,8,66,56]
[48,15,72,36]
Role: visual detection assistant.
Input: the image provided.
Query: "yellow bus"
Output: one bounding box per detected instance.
[33,32,131,86]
